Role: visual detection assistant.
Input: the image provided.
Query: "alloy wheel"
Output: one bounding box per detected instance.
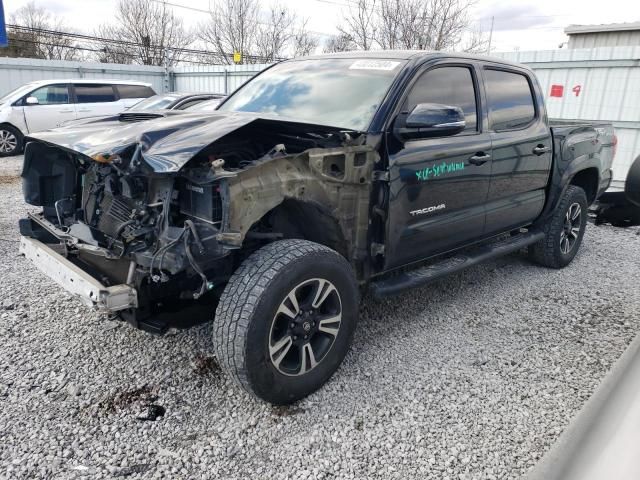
[0,130,17,154]
[560,202,582,255]
[268,278,342,376]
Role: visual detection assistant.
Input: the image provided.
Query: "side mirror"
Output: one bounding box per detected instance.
[25,96,39,105]
[626,155,640,207]
[395,103,466,140]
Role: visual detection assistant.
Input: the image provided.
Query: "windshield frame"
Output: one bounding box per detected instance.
[0,83,39,104]
[217,57,408,132]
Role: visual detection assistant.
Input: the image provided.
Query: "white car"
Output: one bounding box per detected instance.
[0,79,156,157]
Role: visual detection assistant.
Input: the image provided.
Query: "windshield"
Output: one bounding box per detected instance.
[218,58,404,131]
[0,83,37,104]
[132,94,181,111]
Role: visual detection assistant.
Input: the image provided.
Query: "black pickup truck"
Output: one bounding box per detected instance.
[18,51,614,404]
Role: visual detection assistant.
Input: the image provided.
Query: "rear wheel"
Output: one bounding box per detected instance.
[529,185,588,268]
[213,239,358,404]
[0,125,23,157]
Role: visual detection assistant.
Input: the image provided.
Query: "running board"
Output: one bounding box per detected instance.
[370,231,544,299]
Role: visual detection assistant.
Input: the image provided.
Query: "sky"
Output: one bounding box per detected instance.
[5,0,640,52]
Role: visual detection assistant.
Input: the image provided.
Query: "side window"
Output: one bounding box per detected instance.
[74,84,117,103]
[484,69,536,131]
[28,84,69,105]
[404,66,477,132]
[117,85,155,99]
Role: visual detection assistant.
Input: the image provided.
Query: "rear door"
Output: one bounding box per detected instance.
[481,67,552,235]
[384,62,492,269]
[22,83,75,132]
[72,83,122,119]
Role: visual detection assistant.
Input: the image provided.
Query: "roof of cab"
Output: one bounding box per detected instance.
[296,49,529,70]
[23,79,153,87]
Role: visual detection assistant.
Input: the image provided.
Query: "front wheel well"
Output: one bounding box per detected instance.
[249,199,349,260]
[570,168,599,205]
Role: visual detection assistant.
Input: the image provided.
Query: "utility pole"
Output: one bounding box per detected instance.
[487,16,494,55]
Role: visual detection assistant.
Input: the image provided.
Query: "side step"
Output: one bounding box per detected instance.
[370,230,544,299]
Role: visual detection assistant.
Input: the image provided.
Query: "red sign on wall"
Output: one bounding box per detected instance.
[550,84,564,97]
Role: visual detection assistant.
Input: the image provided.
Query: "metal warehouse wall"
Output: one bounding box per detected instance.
[568,31,640,49]
[172,63,269,95]
[0,57,166,96]
[496,47,640,185]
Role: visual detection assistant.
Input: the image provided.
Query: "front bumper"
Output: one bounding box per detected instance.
[19,236,138,312]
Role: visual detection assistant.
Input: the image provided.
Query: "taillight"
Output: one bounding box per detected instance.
[612,134,618,160]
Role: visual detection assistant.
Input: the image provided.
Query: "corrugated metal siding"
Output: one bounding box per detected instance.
[568,31,640,49]
[0,57,166,96]
[495,47,640,184]
[172,63,270,94]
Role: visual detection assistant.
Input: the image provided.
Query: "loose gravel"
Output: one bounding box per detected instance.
[0,156,23,178]
[1,165,639,480]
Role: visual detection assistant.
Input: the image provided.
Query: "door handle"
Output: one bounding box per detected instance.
[469,153,491,166]
[533,145,551,156]
[58,109,74,113]
[77,109,91,112]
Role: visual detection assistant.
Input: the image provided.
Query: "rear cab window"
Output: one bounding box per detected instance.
[74,84,117,103]
[484,69,536,131]
[116,85,155,99]
[403,65,479,133]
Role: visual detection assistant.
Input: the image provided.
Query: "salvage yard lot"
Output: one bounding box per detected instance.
[1,163,639,479]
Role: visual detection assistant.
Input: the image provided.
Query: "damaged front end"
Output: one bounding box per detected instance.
[19,112,378,331]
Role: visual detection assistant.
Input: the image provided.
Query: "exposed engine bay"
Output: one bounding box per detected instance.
[19,113,379,331]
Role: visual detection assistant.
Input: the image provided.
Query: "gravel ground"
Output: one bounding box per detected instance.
[1,169,640,480]
[0,156,23,178]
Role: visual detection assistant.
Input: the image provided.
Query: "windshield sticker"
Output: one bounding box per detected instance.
[415,161,465,181]
[349,60,401,71]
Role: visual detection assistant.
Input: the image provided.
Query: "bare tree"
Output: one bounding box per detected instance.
[338,0,479,52]
[292,19,319,57]
[7,1,79,60]
[323,33,355,53]
[199,0,260,64]
[254,4,295,62]
[96,0,194,66]
[337,0,377,50]
[460,25,489,53]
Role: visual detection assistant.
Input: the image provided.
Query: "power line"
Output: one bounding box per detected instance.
[149,0,338,37]
[7,24,285,63]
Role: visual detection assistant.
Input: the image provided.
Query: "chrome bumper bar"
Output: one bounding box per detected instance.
[19,236,138,312]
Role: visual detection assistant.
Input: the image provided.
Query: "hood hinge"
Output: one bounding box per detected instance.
[372,170,389,182]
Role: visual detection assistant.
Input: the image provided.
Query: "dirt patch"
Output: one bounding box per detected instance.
[192,355,221,376]
[0,176,19,185]
[93,385,159,414]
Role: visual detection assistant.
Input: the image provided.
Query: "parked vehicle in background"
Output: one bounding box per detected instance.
[131,93,224,111]
[0,80,155,157]
[185,96,226,112]
[57,93,228,128]
[19,52,614,404]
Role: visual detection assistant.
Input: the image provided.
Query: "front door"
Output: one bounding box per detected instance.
[22,83,76,133]
[385,63,492,270]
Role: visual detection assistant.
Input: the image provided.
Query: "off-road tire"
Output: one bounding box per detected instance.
[213,239,359,404]
[0,125,23,157]
[529,185,588,268]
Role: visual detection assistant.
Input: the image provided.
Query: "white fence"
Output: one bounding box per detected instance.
[173,63,269,94]
[0,57,167,95]
[495,47,640,186]
[0,57,268,97]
